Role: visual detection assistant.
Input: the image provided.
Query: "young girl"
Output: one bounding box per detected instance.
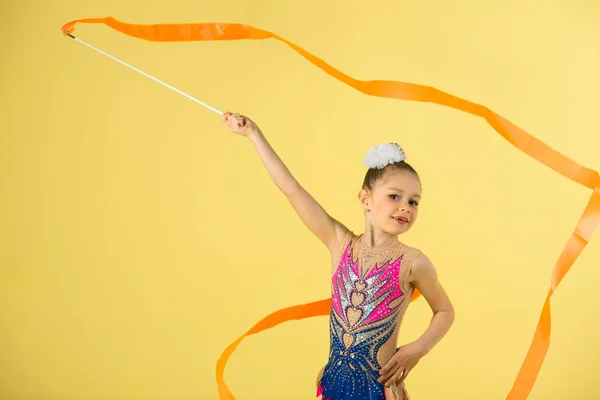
[222,112,455,400]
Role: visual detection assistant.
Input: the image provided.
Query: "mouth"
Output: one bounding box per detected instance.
[392,216,409,225]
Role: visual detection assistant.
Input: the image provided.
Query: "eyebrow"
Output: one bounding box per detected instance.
[387,187,421,199]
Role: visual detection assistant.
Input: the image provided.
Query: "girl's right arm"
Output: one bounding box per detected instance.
[222,112,348,251]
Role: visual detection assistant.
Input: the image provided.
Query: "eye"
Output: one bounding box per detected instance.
[389,194,399,200]
[409,200,419,206]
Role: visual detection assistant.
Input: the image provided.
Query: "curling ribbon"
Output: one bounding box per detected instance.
[61,17,600,399]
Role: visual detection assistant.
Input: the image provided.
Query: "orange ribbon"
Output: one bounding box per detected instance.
[62,17,600,399]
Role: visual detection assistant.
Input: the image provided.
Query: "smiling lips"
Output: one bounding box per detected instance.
[392,216,409,224]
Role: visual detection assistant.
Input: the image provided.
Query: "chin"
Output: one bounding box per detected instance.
[397,224,412,234]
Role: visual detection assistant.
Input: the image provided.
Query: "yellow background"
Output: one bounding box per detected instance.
[1,1,599,399]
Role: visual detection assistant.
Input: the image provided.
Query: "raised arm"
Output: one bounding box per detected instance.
[222,112,348,251]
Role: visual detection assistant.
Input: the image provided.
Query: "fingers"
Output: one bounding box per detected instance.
[236,115,246,128]
[380,360,411,387]
[378,360,395,383]
[398,369,410,385]
[222,112,247,130]
[385,368,407,387]
[379,363,399,384]
[221,112,230,124]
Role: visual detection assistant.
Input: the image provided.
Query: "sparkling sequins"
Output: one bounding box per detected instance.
[343,333,354,349]
[346,307,362,326]
[319,237,414,400]
[350,291,365,306]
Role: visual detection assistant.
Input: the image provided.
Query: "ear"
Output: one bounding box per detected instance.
[358,189,371,210]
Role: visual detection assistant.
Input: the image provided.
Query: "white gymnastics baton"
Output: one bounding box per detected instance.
[64,32,224,116]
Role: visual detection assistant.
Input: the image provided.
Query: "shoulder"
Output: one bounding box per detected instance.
[333,224,356,248]
[398,242,421,265]
[408,252,438,284]
[328,220,354,248]
[329,223,356,258]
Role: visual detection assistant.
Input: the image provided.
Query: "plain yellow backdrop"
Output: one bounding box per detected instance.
[1,1,599,399]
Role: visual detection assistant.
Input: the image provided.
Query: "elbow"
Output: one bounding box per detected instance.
[434,305,455,326]
[449,308,456,325]
[446,306,456,327]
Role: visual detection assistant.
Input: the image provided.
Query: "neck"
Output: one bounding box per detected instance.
[360,228,398,249]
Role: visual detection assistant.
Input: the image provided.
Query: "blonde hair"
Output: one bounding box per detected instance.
[361,161,420,191]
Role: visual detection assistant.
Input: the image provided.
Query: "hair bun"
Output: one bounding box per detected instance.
[363,143,406,169]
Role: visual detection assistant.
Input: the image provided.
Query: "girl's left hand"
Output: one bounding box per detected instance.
[378,342,425,387]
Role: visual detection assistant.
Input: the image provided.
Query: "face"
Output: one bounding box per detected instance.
[360,170,421,235]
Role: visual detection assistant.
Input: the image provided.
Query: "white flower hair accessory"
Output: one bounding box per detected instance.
[363,143,406,169]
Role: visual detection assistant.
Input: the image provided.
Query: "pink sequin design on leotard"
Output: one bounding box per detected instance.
[331,243,404,331]
[318,242,408,399]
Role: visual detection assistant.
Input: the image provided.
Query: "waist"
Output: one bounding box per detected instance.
[328,336,397,370]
